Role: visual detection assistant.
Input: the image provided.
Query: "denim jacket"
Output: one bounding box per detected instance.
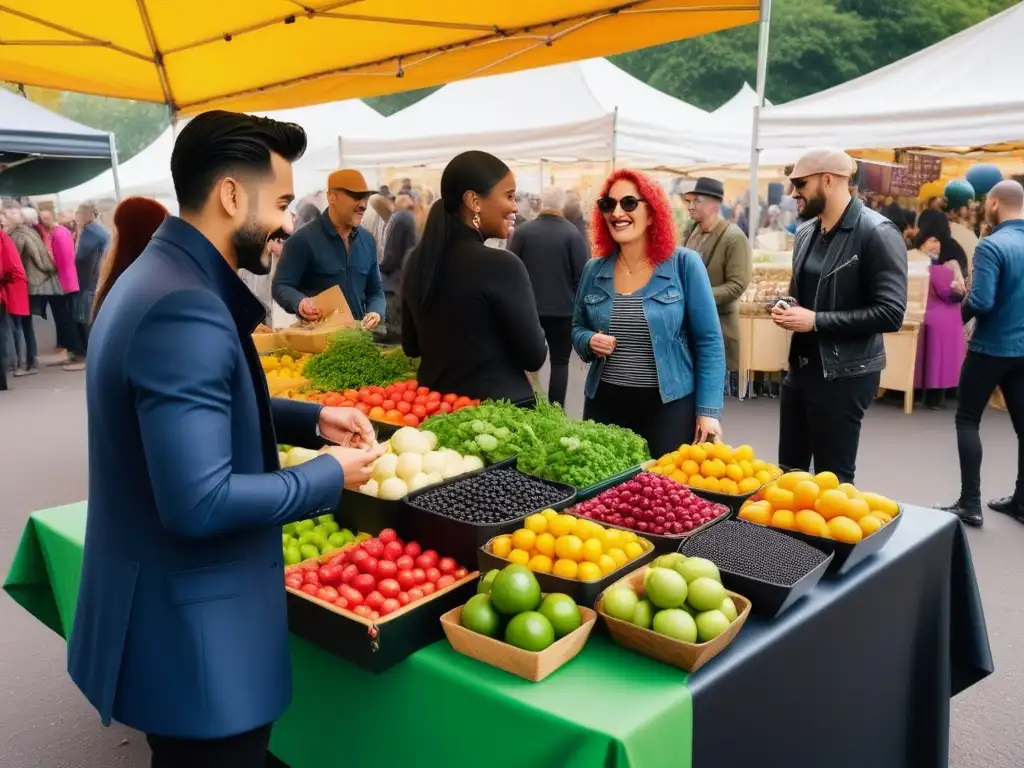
[966,218,1024,357]
[571,247,725,417]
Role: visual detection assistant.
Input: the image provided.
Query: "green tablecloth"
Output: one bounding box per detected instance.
[5,503,693,768]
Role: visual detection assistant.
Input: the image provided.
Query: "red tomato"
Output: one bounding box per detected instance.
[442,393,458,404]
[383,541,405,561]
[368,393,384,407]
[299,561,319,571]
[412,404,427,420]
[436,575,455,589]
[328,553,347,567]
[427,391,442,403]
[317,586,339,602]
[364,591,385,612]
[352,573,376,596]
[358,387,371,398]
[416,386,430,396]
[318,564,342,585]
[381,399,396,411]
[413,395,428,406]
[324,395,342,407]
[454,396,471,410]
[454,567,469,580]
[285,576,303,590]
[397,570,417,591]
[411,568,426,585]
[340,564,359,584]
[379,528,398,543]
[397,592,410,606]
[396,401,412,415]
[416,550,439,570]
[340,585,363,607]
[402,414,420,427]
[355,402,371,415]
[439,403,452,414]
[420,582,436,596]
[369,385,385,395]
[407,587,425,602]
[353,605,373,618]
[357,556,378,576]
[386,410,404,424]
[404,541,422,558]
[301,583,320,596]
[334,596,349,610]
[425,401,441,414]
[470,399,481,406]
[395,554,415,571]
[379,598,401,616]
[370,611,380,621]
[340,399,355,408]
[363,539,385,558]
[302,570,320,586]
[401,390,417,404]
[424,567,441,584]
[343,389,360,401]
[375,560,398,580]
[377,579,401,599]
[437,557,457,575]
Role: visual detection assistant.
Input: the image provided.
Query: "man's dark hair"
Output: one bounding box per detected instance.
[170,110,307,213]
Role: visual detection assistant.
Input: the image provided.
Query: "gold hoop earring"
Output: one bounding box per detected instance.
[472,211,481,230]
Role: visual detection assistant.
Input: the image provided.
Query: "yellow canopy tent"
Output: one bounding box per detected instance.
[0,1,759,114]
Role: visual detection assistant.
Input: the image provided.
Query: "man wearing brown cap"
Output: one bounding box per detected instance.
[772,148,907,483]
[272,169,385,328]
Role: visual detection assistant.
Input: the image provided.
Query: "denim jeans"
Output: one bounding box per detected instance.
[12,314,37,369]
[1,311,19,369]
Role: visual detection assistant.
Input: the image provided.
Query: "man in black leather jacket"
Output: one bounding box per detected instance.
[772,149,908,483]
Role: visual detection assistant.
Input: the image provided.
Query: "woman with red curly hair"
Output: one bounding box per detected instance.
[572,169,725,457]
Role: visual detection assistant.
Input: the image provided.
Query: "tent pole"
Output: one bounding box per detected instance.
[611,107,619,172]
[108,132,122,202]
[748,0,773,241]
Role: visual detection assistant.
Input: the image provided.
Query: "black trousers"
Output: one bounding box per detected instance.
[0,306,7,390]
[955,351,1024,506]
[539,315,573,407]
[584,382,695,459]
[147,723,273,768]
[778,365,881,484]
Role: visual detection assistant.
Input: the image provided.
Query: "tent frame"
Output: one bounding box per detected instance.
[747,0,772,239]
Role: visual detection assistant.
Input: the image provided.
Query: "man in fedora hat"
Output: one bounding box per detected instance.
[773,148,907,483]
[273,169,386,329]
[682,177,752,377]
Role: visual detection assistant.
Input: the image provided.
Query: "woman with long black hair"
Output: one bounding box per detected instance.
[402,151,547,402]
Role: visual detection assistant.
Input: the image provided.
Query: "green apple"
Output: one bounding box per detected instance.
[328,532,350,548]
[284,546,302,565]
[695,610,731,642]
[295,519,316,534]
[316,513,335,525]
[299,544,319,561]
[282,522,298,535]
[631,599,654,629]
[320,520,340,535]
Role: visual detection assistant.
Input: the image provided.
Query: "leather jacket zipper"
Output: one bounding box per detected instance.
[823,254,859,280]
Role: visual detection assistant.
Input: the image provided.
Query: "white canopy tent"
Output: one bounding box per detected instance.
[712,83,772,124]
[59,99,385,209]
[335,58,749,170]
[758,2,1024,152]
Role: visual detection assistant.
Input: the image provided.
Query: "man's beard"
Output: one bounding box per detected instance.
[799,191,827,221]
[232,219,289,275]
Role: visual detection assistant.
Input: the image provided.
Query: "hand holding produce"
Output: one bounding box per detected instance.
[318,405,375,449]
[738,470,900,542]
[574,473,728,537]
[650,442,781,496]
[323,443,386,488]
[602,555,741,644]
[358,427,484,498]
[490,510,652,581]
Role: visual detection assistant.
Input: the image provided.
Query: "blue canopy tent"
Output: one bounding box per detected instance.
[0,88,120,197]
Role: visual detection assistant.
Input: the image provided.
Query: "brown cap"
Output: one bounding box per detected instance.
[789,147,857,180]
[327,169,372,194]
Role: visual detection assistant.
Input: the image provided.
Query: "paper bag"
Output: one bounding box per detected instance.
[279,285,358,354]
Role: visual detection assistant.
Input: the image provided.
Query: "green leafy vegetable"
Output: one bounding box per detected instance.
[302,330,418,392]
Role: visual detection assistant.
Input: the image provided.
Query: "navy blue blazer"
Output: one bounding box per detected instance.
[69,217,345,739]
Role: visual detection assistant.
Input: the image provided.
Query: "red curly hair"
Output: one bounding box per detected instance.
[590,168,678,264]
[92,196,169,320]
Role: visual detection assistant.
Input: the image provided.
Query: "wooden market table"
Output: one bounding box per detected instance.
[5,502,993,768]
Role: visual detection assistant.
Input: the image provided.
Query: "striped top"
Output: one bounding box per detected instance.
[601,293,660,388]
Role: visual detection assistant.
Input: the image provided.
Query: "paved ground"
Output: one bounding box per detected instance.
[1,325,1022,767]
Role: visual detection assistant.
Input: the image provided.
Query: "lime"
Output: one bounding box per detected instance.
[284,546,302,566]
[299,544,320,561]
[653,608,698,643]
[631,599,654,629]
[538,594,581,638]
[644,567,688,610]
[719,597,738,622]
[686,577,727,612]
[695,609,731,642]
[603,587,639,622]
[478,569,500,595]
[461,594,502,638]
[676,557,720,584]
[504,611,555,652]
[490,565,541,615]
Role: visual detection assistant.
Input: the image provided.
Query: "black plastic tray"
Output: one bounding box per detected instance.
[335,486,406,538]
[773,508,904,576]
[403,457,578,565]
[476,530,657,608]
[687,484,764,514]
[575,465,645,502]
[370,420,399,441]
[679,519,833,618]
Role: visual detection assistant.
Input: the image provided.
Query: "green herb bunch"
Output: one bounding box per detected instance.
[302,330,418,392]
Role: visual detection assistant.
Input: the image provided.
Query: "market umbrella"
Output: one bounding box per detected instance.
[0,1,760,114]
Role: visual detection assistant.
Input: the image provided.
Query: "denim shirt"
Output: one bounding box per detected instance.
[967,219,1024,357]
[571,247,725,417]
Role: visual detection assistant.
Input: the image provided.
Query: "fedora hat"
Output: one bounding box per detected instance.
[687,177,725,200]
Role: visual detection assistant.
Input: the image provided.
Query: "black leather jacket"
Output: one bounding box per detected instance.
[789,198,908,380]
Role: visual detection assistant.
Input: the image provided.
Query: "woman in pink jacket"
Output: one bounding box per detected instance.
[37,208,79,357]
[0,227,29,390]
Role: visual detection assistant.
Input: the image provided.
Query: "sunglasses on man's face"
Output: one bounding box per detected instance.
[790,173,824,191]
[597,195,645,214]
[331,187,373,202]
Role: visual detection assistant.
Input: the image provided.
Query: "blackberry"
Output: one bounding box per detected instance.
[680,519,827,587]
[411,468,572,524]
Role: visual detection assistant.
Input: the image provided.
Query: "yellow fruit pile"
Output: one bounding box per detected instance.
[261,352,312,396]
[650,442,783,495]
[738,471,900,543]
[491,510,650,582]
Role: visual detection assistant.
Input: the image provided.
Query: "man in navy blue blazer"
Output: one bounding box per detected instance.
[68,111,384,767]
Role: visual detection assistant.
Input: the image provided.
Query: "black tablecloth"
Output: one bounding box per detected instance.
[688,505,993,768]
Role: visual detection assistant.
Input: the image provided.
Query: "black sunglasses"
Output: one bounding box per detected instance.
[790,174,823,191]
[330,187,373,201]
[597,195,645,213]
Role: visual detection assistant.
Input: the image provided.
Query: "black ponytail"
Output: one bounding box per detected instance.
[403,150,510,311]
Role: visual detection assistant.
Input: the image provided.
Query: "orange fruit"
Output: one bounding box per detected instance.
[675,446,690,461]
[577,562,602,582]
[681,459,701,477]
[552,559,578,579]
[725,463,745,483]
[656,452,675,468]
[534,532,556,558]
[491,535,513,558]
[508,549,530,566]
[874,512,893,525]
[815,489,850,520]
[712,443,733,463]
[601,528,623,551]
[524,514,548,534]
[689,445,707,464]
[792,480,821,510]
[368,406,387,420]
[582,538,604,563]
[670,469,689,485]
[738,503,772,526]
[527,554,553,573]
[837,482,862,499]
[700,459,716,478]
[702,477,722,493]
[752,459,768,473]
[607,548,628,568]
[858,515,883,536]
[771,509,796,530]
[511,528,537,552]
[768,465,784,480]
[864,493,899,517]
[764,485,796,511]
[571,517,596,540]
[733,444,755,462]
[541,508,559,521]
[814,471,840,491]
[795,509,829,537]
[827,516,863,544]
[554,534,584,562]
[844,497,871,521]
